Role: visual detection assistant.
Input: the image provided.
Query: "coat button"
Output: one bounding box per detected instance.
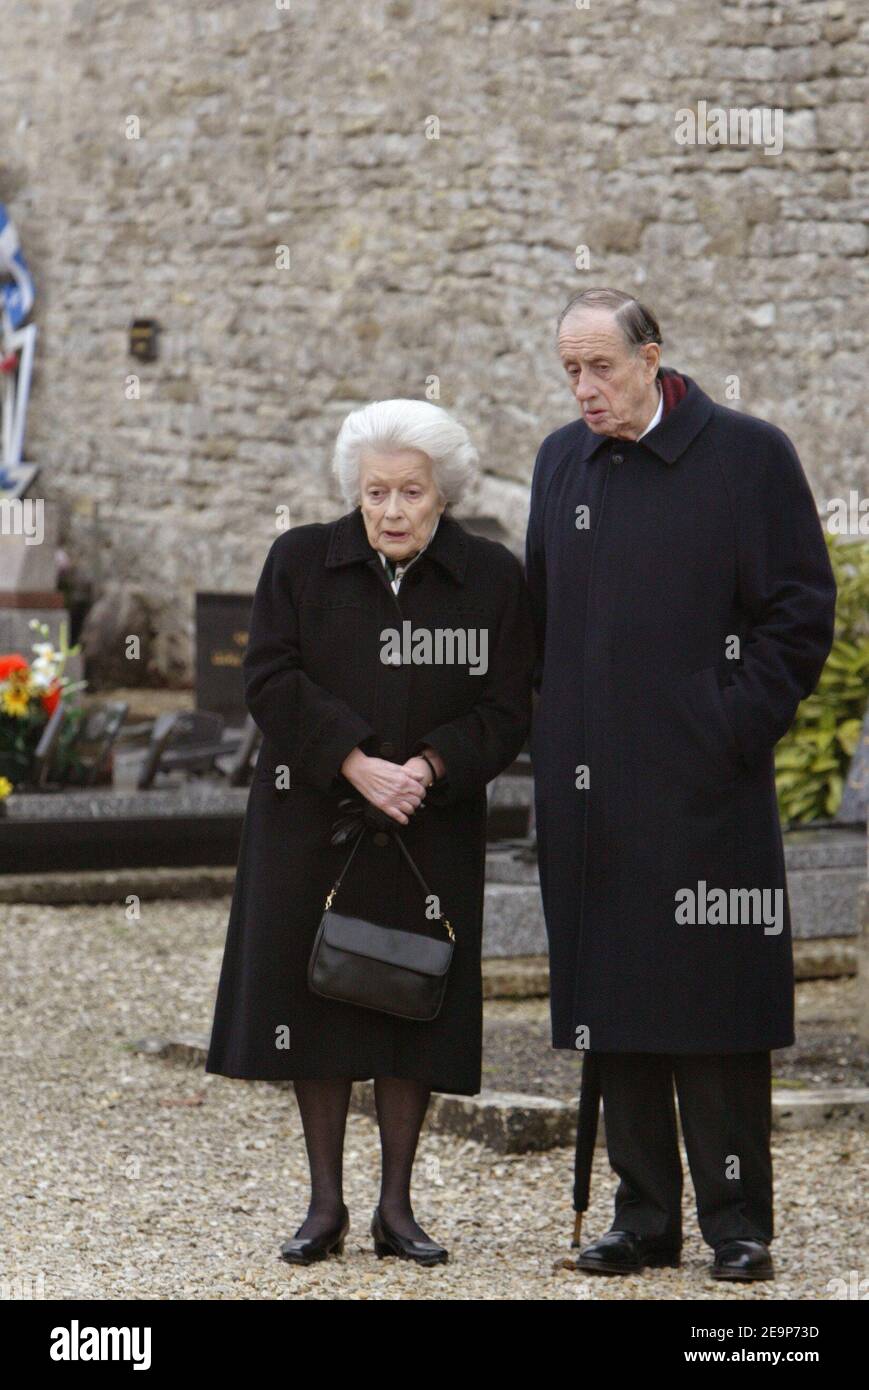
[373,831,390,846]
[380,741,395,757]
[611,452,624,464]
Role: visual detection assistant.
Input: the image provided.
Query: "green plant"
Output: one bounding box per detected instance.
[775,534,869,824]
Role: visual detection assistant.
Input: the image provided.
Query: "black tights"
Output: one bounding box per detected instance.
[292,1077,432,1240]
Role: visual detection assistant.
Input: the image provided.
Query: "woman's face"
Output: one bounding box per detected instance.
[358,448,445,562]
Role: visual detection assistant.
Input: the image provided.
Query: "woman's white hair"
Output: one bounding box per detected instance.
[331,398,478,508]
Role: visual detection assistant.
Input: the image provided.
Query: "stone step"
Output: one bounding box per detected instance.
[481,955,551,999]
[478,942,857,991]
[0,865,238,904]
[483,845,539,883]
[140,1034,869,1154]
[782,826,866,870]
[486,771,533,808]
[483,881,547,957]
[487,827,867,878]
[481,875,865,953]
[1,838,863,955]
[482,830,867,951]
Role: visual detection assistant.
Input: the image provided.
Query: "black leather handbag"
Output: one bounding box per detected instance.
[307,823,455,1021]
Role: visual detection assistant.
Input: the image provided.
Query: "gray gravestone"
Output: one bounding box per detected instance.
[195,592,252,725]
[0,501,58,590]
[837,707,869,824]
[0,500,82,679]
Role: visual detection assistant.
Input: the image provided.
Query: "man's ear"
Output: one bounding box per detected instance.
[641,342,661,379]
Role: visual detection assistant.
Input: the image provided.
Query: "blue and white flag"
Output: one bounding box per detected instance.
[0,203,36,332]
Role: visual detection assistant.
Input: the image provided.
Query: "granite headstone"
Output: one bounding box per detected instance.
[838,706,869,825]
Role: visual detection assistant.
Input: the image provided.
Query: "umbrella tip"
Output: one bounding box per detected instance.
[570,1211,583,1248]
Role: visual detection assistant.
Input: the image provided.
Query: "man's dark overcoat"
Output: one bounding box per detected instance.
[206,506,534,1094]
[525,370,836,1053]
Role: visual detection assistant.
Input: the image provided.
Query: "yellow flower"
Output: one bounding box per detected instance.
[2,683,31,717]
[0,776,12,799]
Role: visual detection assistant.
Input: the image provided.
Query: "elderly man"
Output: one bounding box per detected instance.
[525,288,836,1280]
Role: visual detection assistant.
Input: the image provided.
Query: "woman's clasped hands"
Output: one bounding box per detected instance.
[339,747,446,829]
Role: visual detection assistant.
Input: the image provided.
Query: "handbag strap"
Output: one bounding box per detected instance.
[323,824,455,942]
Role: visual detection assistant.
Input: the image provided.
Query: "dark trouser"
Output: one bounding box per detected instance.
[596,1051,773,1249]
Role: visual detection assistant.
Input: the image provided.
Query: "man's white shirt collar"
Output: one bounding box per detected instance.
[637,382,663,440]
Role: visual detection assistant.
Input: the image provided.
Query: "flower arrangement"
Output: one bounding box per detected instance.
[0,619,87,798]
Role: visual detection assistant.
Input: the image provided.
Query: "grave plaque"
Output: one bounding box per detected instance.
[195,592,252,726]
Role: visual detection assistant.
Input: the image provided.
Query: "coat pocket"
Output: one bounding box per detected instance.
[679,665,743,783]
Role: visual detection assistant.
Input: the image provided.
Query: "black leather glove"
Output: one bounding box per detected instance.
[329,792,426,846]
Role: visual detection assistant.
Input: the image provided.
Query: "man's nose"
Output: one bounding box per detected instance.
[575,375,596,402]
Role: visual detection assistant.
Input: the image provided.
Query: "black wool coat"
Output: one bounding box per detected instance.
[205,506,534,1095]
[525,371,836,1054]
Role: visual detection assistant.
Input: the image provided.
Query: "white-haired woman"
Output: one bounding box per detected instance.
[206,399,534,1267]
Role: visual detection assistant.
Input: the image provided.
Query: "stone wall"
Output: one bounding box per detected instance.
[1,0,866,680]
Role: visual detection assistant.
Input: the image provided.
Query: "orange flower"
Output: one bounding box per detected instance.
[0,653,29,680]
[41,682,62,716]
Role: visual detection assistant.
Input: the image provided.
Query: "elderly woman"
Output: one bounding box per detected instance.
[206,399,534,1267]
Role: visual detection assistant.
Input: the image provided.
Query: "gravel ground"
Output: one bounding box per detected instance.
[1,899,866,1301]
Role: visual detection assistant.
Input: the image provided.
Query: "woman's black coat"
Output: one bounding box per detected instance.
[526,371,836,1054]
[206,507,534,1095]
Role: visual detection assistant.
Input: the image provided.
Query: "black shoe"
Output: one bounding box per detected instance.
[279,1205,349,1265]
[712,1238,774,1282]
[371,1208,448,1266]
[575,1229,681,1275]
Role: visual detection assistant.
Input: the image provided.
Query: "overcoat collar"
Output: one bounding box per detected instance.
[577,369,715,466]
[325,505,469,585]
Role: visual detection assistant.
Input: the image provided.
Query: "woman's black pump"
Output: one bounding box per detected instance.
[371,1208,448,1266]
[279,1206,350,1265]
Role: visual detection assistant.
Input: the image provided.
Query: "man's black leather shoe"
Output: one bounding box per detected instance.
[712,1238,774,1281]
[575,1229,681,1274]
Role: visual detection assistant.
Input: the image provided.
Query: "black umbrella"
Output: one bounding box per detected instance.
[571,1051,601,1247]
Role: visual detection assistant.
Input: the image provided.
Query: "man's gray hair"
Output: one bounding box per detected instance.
[556,288,663,350]
[332,398,478,508]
